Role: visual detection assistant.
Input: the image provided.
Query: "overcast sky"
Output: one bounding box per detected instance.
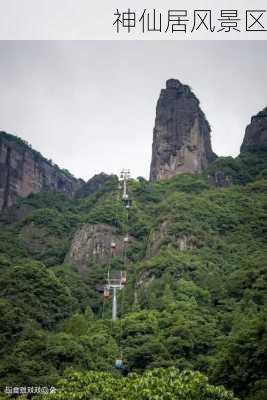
[0,41,266,180]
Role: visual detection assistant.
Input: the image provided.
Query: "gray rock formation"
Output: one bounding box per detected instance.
[207,170,232,188]
[150,79,216,181]
[0,131,83,210]
[241,107,267,152]
[146,221,200,258]
[65,223,131,274]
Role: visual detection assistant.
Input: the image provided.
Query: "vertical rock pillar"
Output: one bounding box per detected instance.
[150,79,216,181]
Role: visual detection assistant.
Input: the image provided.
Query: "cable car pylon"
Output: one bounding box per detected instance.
[103,169,131,322]
[102,169,131,369]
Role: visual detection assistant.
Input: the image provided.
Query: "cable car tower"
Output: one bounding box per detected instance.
[121,169,131,205]
[103,169,131,322]
[104,270,127,321]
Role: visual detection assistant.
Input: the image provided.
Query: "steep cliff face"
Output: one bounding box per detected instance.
[150,79,216,181]
[65,223,132,274]
[241,107,267,153]
[0,131,82,210]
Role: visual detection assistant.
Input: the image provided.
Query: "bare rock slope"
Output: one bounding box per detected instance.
[0,131,82,210]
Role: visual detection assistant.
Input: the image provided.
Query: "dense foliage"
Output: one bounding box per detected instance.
[43,368,237,400]
[0,151,266,399]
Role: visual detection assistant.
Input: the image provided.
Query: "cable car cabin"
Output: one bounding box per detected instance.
[103,287,110,298]
[123,236,129,244]
[123,198,132,209]
[120,271,127,285]
[111,242,116,250]
[115,359,123,369]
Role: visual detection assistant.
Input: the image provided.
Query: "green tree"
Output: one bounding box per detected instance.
[43,368,238,400]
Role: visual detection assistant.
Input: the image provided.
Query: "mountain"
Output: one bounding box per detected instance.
[0,84,266,400]
[241,107,267,152]
[75,172,115,200]
[0,131,83,210]
[206,106,267,187]
[150,79,216,181]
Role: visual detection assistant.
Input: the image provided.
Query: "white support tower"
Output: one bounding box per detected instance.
[104,271,127,321]
[112,287,117,321]
[102,168,130,322]
[120,169,130,200]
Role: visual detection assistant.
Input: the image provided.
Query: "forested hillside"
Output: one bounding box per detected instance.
[0,148,266,399]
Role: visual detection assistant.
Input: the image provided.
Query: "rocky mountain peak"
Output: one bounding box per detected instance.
[149,79,216,181]
[166,78,182,89]
[241,107,267,152]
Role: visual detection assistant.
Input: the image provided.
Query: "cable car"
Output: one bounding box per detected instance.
[121,271,127,285]
[123,198,132,209]
[123,236,129,244]
[115,359,123,369]
[103,287,110,298]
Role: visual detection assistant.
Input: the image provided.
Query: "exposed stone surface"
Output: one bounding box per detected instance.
[241,107,267,152]
[65,223,131,274]
[136,269,155,288]
[146,221,200,258]
[177,235,198,251]
[207,171,232,187]
[0,131,83,210]
[146,221,170,257]
[150,79,216,181]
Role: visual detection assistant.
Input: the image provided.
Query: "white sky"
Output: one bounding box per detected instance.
[0,41,266,180]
